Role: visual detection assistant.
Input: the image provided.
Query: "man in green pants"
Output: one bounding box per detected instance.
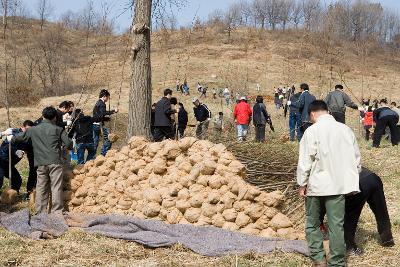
[297,100,361,267]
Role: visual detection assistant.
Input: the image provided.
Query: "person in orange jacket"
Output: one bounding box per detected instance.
[233,96,252,142]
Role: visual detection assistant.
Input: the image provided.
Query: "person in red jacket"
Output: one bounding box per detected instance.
[362,106,374,141]
[233,97,252,142]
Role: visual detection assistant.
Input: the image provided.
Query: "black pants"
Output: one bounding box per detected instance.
[320,168,393,249]
[255,124,266,142]
[153,126,175,142]
[27,154,37,192]
[150,126,155,140]
[299,122,312,140]
[397,125,400,141]
[0,159,22,191]
[364,125,372,141]
[344,168,393,249]
[331,112,346,124]
[178,126,186,139]
[373,115,399,147]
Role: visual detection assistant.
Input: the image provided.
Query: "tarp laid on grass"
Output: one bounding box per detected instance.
[0,209,309,257]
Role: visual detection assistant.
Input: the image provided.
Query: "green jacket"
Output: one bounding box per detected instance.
[12,119,73,167]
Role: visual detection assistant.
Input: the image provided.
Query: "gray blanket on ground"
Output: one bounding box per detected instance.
[0,209,309,257]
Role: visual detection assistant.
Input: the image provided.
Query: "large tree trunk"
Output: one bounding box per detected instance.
[128,0,152,139]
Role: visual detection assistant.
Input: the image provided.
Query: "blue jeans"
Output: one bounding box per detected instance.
[237,124,249,141]
[289,112,302,141]
[93,124,112,156]
[76,143,96,165]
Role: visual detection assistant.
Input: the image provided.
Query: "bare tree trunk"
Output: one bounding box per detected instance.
[128,0,152,139]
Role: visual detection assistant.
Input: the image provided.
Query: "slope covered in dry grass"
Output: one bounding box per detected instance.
[0,24,399,266]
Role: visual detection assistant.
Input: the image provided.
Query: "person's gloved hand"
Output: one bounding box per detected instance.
[196,121,201,125]
[6,135,13,142]
[63,113,72,122]
[114,108,119,113]
[15,150,25,159]
[287,101,292,106]
[207,118,211,121]
[358,106,365,111]
[66,120,72,126]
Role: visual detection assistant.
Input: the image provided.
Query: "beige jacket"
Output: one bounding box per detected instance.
[297,114,361,196]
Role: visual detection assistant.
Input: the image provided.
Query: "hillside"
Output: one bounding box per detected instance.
[1,23,400,136]
[0,21,399,267]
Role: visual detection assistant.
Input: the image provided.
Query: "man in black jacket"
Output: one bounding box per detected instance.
[71,109,96,165]
[0,121,35,193]
[56,101,72,128]
[252,96,269,142]
[193,98,212,140]
[319,167,394,256]
[92,89,118,156]
[298,83,316,139]
[372,99,399,148]
[344,167,394,255]
[153,89,178,142]
[34,101,72,127]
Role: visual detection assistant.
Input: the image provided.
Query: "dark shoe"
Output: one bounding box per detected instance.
[312,261,327,267]
[347,247,363,256]
[381,230,395,247]
[381,239,395,247]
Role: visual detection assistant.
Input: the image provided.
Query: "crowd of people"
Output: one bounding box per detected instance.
[0,89,118,213]
[0,80,397,266]
[153,81,398,265]
[151,86,276,143]
[153,80,400,148]
[274,86,295,110]
[284,84,400,147]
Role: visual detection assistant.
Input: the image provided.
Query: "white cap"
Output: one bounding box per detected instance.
[240,96,246,100]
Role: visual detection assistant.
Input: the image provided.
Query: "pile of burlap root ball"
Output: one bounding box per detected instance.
[66,137,301,240]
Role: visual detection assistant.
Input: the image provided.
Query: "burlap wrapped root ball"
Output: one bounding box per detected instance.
[0,188,18,204]
[66,137,300,239]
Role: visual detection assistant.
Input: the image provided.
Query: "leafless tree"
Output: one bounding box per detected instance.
[291,0,303,29]
[252,0,268,29]
[81,0,96,47]
[239,0,253,26]
[224,3,241,41]
[302,0,321,31]
[36,0,53,31]
[34,24,70,95]
[208,8,225,27]
[156,12,178,31]
[279,0,294,31]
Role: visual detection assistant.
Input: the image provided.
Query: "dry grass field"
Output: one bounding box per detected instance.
[0,26,399,266]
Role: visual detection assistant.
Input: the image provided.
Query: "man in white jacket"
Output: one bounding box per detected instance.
[297,100,361,267]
